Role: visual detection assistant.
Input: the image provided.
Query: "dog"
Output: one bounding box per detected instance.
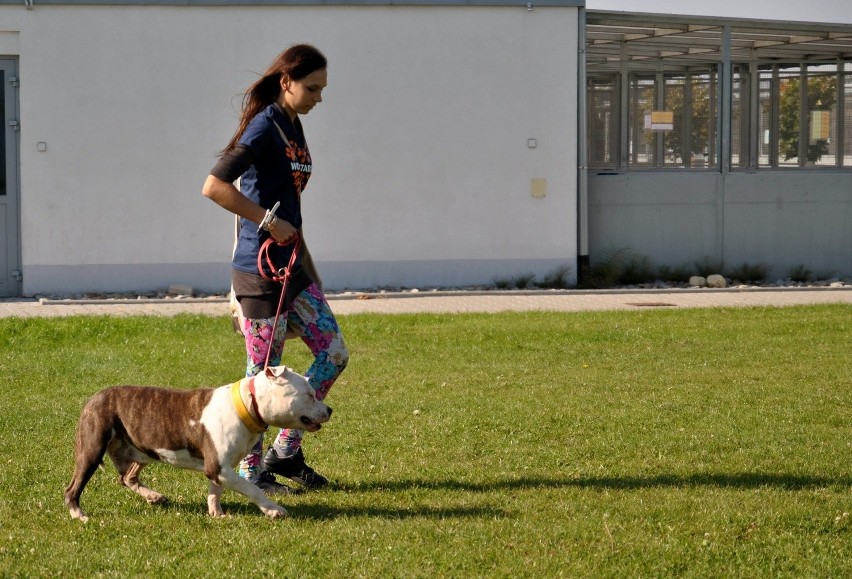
[65,365,331,522]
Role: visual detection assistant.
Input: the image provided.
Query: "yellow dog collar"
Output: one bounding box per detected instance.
[230,381,267,434]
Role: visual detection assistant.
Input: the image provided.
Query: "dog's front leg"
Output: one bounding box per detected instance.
[215,471,289,518]
[207,480,225,517]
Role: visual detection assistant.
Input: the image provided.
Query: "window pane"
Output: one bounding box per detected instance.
[628,74,657,168]
[757,70,774,167]
[663,76,685,167]
[663,72,717,169]
[805,67,837,167]
[587,75,619,169]
[845,73,852,166]
[732,68,750,168]
[777,68,802,166]
[758,64,842,168]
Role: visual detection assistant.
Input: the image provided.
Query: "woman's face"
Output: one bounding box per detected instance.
[280,68,327,119]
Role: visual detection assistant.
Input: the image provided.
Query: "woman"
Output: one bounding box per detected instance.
[202,44,348,494]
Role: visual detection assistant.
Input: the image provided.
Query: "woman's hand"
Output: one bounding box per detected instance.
[269,217,298,244]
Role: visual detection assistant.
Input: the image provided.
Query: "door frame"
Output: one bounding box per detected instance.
[1,57,21,298]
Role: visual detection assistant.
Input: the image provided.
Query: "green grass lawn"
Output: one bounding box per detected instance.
[0,305,849,577]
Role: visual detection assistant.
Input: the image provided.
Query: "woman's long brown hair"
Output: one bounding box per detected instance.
[223,44,327,153]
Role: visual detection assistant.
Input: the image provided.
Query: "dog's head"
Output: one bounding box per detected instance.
[255,365,332,432]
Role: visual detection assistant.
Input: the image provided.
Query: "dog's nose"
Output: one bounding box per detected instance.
[326,407,333,418]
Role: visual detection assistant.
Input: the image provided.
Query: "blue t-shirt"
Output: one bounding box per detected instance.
[232,104,312,275]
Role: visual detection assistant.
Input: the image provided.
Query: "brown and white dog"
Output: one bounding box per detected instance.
[65,365,331,522]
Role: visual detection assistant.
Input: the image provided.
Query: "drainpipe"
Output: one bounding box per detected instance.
[576,6,589,286]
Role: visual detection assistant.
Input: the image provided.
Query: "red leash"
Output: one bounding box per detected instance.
[257,234,301,370]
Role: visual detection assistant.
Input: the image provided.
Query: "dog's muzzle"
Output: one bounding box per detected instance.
[300,407,332,432]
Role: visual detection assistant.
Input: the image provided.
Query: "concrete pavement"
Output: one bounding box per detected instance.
[1,286,851,318]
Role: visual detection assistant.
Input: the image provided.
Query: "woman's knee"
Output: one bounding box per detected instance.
[329,333,349,371]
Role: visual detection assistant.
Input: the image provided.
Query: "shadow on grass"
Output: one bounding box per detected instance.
[289,504,508,520]
[151,491,507,520]
[161,500,508,520]
[336,472,851,493]
[143,472,847,520]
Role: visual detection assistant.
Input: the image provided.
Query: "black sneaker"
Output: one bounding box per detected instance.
[254,470,299,496]
[263,447,329,489]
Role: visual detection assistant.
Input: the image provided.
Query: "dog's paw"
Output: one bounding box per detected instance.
[261,505,289,519]
[207,496,225,517]
[145,493,168,506]
[69,510,89,523]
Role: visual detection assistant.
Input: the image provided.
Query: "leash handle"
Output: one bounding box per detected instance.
[257,234,300,284]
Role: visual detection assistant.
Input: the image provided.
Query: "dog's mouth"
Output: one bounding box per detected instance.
[300,416,322,432]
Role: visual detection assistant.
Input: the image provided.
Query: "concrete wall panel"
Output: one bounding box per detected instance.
[1,4,579,295]
[589,171,852,280]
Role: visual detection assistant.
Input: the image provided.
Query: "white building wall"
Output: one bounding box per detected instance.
[1,4,579,295]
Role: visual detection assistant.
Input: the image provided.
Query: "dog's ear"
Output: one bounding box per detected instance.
[265,365,289,379]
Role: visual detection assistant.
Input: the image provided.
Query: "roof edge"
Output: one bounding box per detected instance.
[2,0,584,6]
[588,9,852,34]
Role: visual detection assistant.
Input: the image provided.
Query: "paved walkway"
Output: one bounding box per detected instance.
[1,286,851,318]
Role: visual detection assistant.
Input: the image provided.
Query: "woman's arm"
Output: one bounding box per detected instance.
[202,174,297,244]
[202,174,264,224]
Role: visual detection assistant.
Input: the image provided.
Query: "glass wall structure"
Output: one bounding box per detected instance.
[586,14,852,171]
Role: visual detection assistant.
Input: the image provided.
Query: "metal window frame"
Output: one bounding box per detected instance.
[586,11,852,173]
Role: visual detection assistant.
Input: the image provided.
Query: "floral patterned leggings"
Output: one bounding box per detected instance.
[238,283,348,481]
